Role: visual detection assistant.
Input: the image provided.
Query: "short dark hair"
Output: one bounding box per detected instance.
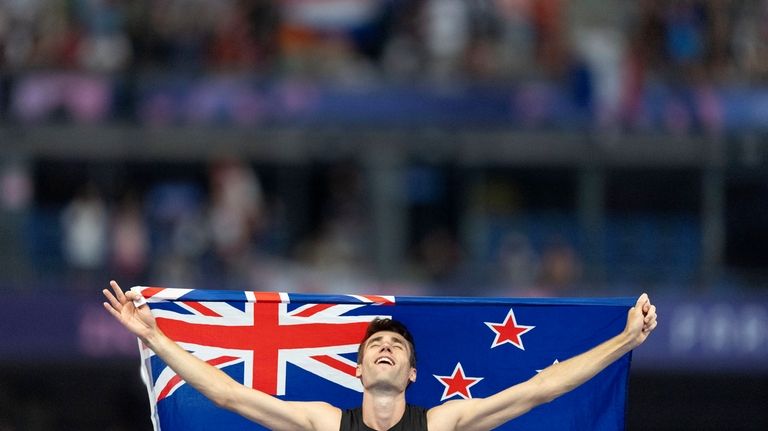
[357,318,417,367]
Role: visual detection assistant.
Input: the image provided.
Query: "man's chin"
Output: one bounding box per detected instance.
[364,375,408,392]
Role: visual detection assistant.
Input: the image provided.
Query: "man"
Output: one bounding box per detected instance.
[103,280,657,431]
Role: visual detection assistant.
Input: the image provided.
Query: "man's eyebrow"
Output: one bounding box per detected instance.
[366,335,384,345]
[366,334,406,346]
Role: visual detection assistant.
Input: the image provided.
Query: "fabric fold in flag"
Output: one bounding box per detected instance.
[131,286,634,431]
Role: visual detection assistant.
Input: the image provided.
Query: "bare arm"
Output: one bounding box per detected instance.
[103,281,341,431]
[428,294,658,431]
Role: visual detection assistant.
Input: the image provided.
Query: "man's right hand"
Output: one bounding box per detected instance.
[103,280,159,344]
[623,293,658,350]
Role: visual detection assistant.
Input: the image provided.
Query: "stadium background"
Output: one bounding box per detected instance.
[0,0,766,429]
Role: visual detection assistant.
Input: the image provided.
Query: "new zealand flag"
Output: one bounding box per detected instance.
[132,287,634,430]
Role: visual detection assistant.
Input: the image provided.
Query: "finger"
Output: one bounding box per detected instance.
[103,288,122,311]
[635,293,648,310]
[644,308,656,324]
[103,301,122,320]
[643,320,658,333]
[110,280,126,303]
[125,289,149,309]
[644,305,656,323]
[644,314,657,327]
[641,294,651,313]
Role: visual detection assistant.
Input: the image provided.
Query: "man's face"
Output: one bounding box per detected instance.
[356,330,416,391]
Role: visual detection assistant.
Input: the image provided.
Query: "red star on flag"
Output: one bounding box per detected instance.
[484,308,535,350]
[433,362,483,401]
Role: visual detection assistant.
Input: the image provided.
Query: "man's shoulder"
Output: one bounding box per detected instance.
[398,404,428,431]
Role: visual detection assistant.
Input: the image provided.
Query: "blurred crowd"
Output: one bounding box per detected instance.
[0,0,766,130]
[0,3,765,431]
[1,154,716,297]
[1,0,766,81]
[0,0,766,296]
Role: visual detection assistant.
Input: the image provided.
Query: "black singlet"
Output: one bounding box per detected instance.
[339,404,428,431]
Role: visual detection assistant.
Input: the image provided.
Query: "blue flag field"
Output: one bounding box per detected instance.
[131,287,635,430]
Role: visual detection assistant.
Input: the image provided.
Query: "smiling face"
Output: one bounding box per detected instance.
[356,330,417,392]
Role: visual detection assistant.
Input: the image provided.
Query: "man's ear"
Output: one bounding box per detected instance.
[409,367,417,383]
[356,363,362,378]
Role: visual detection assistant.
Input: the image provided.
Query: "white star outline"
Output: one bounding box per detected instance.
[483,308,536,350]
[536,359,560,373]
[432,362,484,401]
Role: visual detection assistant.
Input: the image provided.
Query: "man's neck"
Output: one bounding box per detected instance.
[361,390,407,431]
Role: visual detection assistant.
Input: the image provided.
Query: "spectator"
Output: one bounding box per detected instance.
[733,0,768,82]
[424,0,469,81]
[208,157,265,266]
[75,0,132,73]
[110,191,149,283]
[536,235,582,296]
[61,183,109,286]
[412,226,465,291]
[295,162,371,278]
[495,231,539,290]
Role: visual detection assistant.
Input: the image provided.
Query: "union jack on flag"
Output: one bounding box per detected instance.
[132,287,635,431]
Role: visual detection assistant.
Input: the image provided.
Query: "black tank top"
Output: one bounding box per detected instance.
[339,404,428,431]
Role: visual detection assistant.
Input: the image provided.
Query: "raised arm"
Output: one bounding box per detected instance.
[102,280,341,431]
[428,294,658,431]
